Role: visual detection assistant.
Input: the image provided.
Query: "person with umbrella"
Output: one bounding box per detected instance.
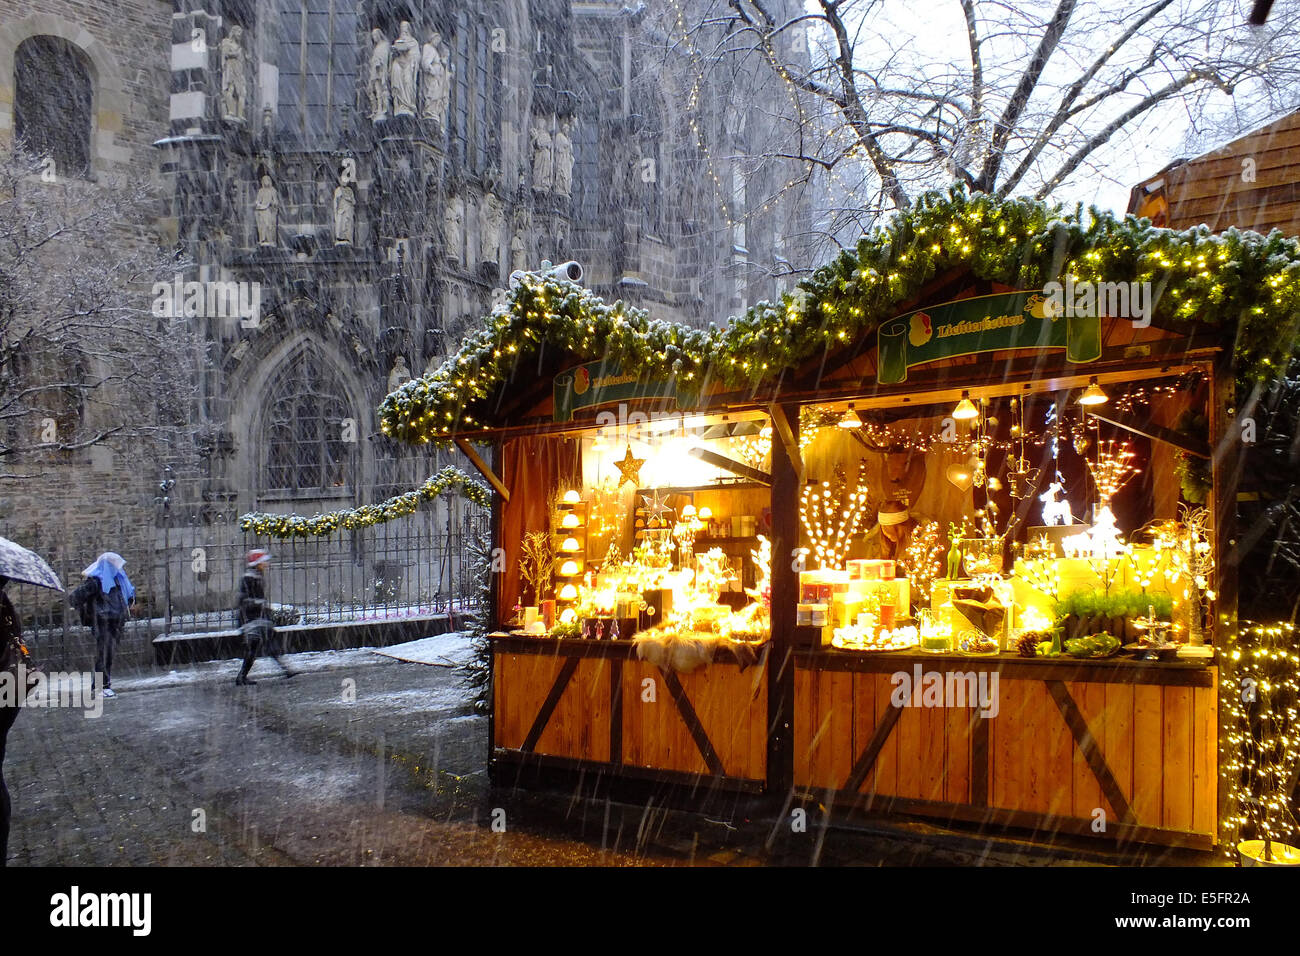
[69,552,134,699]
[0,535,64,866]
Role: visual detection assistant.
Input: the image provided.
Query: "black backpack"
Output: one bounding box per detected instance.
[69,579,97,626]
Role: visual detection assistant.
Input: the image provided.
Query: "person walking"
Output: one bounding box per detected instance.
[69,552,134,698]
[236,549,294,685]
[1,577,37,866]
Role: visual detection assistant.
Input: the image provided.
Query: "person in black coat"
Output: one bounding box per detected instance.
[1,576,37,866]
[235,550,294,685]
[69,552,134,698]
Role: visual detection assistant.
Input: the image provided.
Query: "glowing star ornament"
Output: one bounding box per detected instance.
[640,490,672,520]
[615,444,646,487]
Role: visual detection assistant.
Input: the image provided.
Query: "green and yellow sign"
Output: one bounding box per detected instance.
[876,290,1101,385]
[553,359,698,422]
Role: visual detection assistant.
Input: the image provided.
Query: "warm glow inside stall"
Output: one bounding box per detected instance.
[373,190,1300,849]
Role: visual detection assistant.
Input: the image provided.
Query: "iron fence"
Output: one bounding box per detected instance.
[1,498,490,670]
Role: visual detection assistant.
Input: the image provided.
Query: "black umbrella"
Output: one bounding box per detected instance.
[0,535,64,592]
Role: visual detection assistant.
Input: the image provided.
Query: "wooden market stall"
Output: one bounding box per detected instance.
[375,192,1296,850]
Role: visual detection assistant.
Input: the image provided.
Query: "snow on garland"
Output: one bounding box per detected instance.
[239,465,491,538]
[380,185,1300,446]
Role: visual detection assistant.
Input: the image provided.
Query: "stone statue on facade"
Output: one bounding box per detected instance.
[510,231,527,272]
[220,25,247,121]
[333,180,356,245]
[389,21,419,117]
[553,119,574,199]
[443,195,464,264]
[420,30,450,127]
[531,118,553,192]
[387,355,412,393]
[480,193,504,265]
[254,174,278,246]
[368,29,390,121]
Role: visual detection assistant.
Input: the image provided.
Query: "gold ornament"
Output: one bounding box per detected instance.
[615,444,646,487]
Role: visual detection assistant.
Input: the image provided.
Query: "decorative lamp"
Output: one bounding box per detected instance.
[559,560,580,576]
[560,536,581,553]
[561,512,580,529]
[838,404,863,429]
[558,583,579,601]
[562,489,581,504]
[698,507,712,520]
[952,391,979,421]
[1078,377,1108,406]
[681,504,697,518]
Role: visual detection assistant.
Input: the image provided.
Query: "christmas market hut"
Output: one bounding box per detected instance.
[371,187,1300,850]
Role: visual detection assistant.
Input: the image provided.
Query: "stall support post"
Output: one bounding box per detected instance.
[487,439,504,787]
[767,402,799,801]
[1210,353,1242,844]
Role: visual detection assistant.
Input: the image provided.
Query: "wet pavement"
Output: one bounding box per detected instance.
[4,636,1219,866]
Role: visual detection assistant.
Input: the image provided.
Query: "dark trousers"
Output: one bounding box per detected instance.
[237,623,291,680]
[1,705,17,867]
[93,617,123,689]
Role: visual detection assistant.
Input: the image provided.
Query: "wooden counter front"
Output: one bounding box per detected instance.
[490,633,768,789]
[794,650,1218,847]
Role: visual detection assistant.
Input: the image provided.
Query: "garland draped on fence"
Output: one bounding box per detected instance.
[381,185,1300,446]
[239,466,491,538]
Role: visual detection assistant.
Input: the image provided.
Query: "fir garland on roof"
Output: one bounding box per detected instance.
[240,465,491,538]
[382,185,1300,447]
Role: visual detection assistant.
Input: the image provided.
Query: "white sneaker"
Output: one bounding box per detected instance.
[102,688,116,698]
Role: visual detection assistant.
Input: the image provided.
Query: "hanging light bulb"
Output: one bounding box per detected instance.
[591,429,607,450]
[1078,376,1108,406]
[952,391,979,421]
[838,403,863,429]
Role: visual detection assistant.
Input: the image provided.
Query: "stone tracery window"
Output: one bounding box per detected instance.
[261,346,354,494]
[450,10,498,174]
[13,36,93,178]
[277,0,358,146]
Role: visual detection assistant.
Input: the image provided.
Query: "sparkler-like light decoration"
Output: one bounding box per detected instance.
[1221,622,1300,862]
[1086,439,1140,507]
[899,519,945,610]
[799,462,871,570]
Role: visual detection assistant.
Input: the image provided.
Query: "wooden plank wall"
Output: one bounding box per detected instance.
[1132,111,1300,237]
[494,652,612,763]
[795,668,1217,837]
[621,659,767,780]
[494,650,768,781]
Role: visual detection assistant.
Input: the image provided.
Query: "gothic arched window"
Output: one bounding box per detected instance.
[261,347,354,494]
[13,36,93,178]
[450,10,499,173]
[277,0,358,146]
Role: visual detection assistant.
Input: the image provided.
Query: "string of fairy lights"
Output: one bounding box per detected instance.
[799,461,871,569]
[1221,622,1300,860]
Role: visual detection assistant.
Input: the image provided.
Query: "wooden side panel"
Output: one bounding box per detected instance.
[918,704,947,803]
[945,705,972,804]
[533,657,610,763]
[619,658,766,780]
[1069,681,1108,820]
[1103,683,1135,819]
[894,700,924,800]
[794,668,854,790]
[494,652,565,751]
[1162,686,1194,832]
[621,659,707,775]
[1192,681,1218,836]
[1131,684,1164,827]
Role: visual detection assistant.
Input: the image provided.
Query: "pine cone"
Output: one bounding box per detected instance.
[1017,633,1039,658]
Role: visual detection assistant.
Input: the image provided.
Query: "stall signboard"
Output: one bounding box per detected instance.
[553,359,699,422]
[876,289,1101,384]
